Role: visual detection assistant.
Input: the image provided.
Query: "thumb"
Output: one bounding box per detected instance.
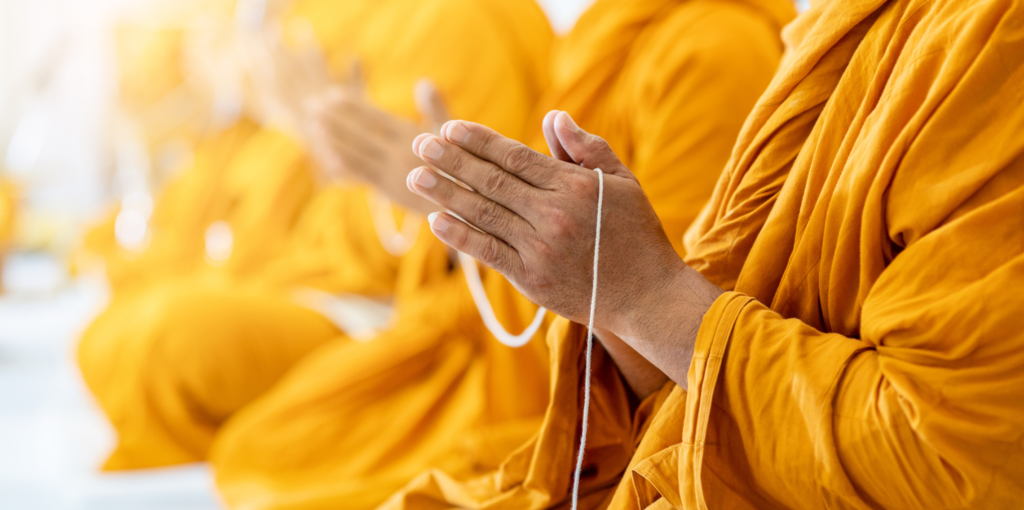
[542,110,572,162]
[553,111,635,181]
[415,79,450,134]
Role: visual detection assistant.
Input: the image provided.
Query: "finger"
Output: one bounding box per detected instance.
[415,135,540,216]
[316,93,401,144]
[425,211,523,278]
[408,166,529,244]
[440,121,562,189]
[542,110,572,163]
[415,79,450,134]
[412,133,431,155]
[553,112,636,181]
[310,109,389,162]
[346,59,366,98]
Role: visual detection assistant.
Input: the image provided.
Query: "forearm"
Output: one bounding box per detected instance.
[593,328,668,400]
[611,262,724,391]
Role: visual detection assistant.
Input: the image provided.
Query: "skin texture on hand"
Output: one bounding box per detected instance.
[406,111,724,392]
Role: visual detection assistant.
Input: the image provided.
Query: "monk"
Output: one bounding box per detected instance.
[398,0,1024,508]
[209,0,792,508]
[78,0,552,471]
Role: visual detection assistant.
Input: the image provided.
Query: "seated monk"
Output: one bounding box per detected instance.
[397,0,1024,507]
[77,0,550,471]
[209,0,792,509]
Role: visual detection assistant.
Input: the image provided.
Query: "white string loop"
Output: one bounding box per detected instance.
[571,167,603,510]
[459,250,547,348]
[372,194,421,257]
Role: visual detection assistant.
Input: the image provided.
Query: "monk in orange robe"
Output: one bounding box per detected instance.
[401,0,1024,508]
[209,0,792,509]
[78,0,552,472]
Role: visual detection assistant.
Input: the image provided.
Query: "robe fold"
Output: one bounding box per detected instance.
[398,0,1024,508]
[255,0,789,509]
[673,1,1024,507]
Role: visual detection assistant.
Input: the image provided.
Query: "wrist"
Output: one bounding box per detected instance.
[610,260,723,381]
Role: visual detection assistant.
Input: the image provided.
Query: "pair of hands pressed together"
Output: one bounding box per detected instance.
[406,111,724,397]
[242,27,725,396]
[240,27,447,215]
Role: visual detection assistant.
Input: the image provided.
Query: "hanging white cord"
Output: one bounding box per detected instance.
[459,250,547,348]
[372,194,421,256]
[571,167,603,510]
[455,167,604,507]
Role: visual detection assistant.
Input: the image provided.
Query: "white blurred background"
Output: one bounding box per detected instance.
[0,1,597,508]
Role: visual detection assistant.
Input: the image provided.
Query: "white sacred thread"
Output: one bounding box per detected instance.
[571,167,603,510]
[372,194,421,256]
[459,251,547,347]
[454,167,604,508]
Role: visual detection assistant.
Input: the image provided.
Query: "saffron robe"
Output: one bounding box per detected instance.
[211,0,791,509]
[390,0,1024,509]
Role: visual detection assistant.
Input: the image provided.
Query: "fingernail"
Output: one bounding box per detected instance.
[420,138,443,160]
[413,167,436,188]
[411,133,430,155]
[428,212,449,233]
[447,122,470,144]
[560,111,580,132]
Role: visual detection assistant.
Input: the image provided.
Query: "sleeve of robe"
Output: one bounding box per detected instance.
[682,102,1024,510]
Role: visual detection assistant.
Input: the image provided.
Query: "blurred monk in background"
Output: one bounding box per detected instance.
[78,0,550,475]
[400,0,1024,508]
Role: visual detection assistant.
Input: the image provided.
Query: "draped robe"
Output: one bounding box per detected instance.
[385,0,1024,508]
[209,0,793,509]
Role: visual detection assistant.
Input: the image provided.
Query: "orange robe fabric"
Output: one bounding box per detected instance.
[392,0,1024,509]
[210,1,791,510]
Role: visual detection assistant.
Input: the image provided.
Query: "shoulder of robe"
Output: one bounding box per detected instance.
[634,0,786,91]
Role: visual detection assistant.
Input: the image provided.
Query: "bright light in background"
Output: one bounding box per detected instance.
[0,0,123,256]
[204,220,233,265]
[535,0,597,34]
[113,191,152,251]
[3,106,48,176]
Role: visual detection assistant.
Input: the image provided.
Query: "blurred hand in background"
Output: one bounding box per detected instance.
[237,24,449,215]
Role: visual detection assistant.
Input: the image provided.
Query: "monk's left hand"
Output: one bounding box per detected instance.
[407,111,720,339]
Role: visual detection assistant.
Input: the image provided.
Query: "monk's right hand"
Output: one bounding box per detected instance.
[406,112,711,338]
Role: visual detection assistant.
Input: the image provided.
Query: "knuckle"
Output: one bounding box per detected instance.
[547,209,574,237]
[478,167,509,197]
[589,134,612,153]
[531,237,557,259]
[478,236,505,268]
[447,150,472,176]
[472,198,504,232]
[562,171,598,204]
[501,144,534,175]
[563,171,588,193]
